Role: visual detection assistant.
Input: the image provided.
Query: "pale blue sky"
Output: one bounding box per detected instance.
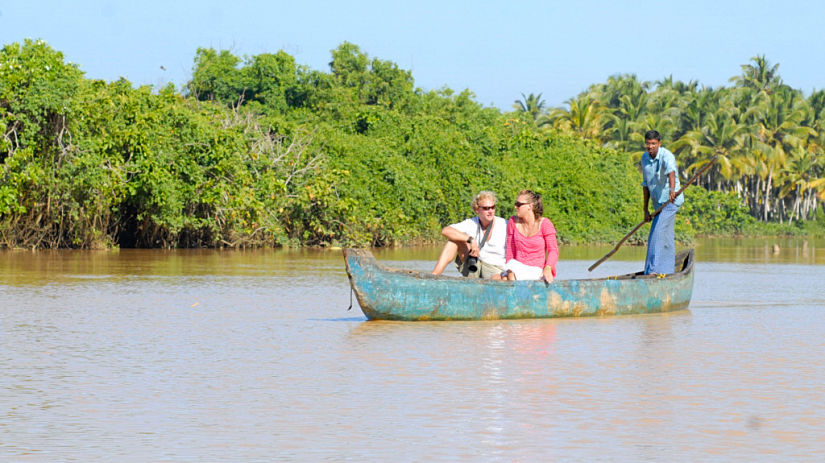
[2,1,824,110]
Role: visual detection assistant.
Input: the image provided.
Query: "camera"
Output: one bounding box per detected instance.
[466,256,479,273]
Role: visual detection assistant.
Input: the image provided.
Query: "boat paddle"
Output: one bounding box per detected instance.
[587,156,718,272]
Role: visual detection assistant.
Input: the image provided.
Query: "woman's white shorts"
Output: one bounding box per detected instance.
[504,259,543,280]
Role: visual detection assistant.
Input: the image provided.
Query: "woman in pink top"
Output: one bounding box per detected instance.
[503,190,559,282]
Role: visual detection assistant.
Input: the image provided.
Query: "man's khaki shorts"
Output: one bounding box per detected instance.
[455,256,505,279]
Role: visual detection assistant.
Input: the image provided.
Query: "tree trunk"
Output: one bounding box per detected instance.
[791,186,801,224]
[763,168,773,222]
[806,191,819,220]
[801,190,809,218]
[750,176,757,215]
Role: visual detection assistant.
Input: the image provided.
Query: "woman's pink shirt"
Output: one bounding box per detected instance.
[505,216,559,276]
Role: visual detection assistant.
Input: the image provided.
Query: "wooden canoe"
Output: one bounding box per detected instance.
[343,248,695,321]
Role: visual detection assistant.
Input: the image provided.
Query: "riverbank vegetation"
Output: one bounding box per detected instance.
[537,55,825,227]
[1,40,823,249]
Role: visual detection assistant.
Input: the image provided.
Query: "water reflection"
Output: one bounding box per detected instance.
[372,236,825,266]
[2,239,825,461]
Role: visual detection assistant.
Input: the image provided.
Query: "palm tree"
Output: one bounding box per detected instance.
[539,56,825,223]
[730,55,782,94]
[594,74,651,109]
[679,87,716,134]
[656,75,699,95]
[746,86,814,220]
[513,93,546,121]
[540,94,604,141]
[671,105,748,191]
[793,90,825,219]
[603,113,636,153]
[778,145,817,223]
[579,74,653,153]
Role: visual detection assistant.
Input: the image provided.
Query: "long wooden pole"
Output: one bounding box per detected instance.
[588,156,717,272]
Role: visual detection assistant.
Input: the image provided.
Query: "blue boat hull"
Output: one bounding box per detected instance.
[343,249,695,321]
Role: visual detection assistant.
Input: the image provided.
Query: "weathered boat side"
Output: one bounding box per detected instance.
[343,248,694,321]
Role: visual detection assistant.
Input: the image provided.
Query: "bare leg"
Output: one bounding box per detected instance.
[432,241,458,274]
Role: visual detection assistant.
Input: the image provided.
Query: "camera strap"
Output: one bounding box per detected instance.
[477,219,493,250]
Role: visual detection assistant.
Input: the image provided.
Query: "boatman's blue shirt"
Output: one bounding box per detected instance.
[641,146,684,208]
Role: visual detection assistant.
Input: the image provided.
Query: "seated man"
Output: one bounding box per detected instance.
[431,191,507,279]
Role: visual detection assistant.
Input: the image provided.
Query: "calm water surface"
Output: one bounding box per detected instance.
[2,238,825,462]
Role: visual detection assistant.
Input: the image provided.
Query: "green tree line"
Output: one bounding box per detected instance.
[533,55,825,226]
[0,40,819,249]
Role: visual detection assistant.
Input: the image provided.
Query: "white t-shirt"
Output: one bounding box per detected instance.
[449,216,507,268]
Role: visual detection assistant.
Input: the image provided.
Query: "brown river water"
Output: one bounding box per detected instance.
[2,238,824,461]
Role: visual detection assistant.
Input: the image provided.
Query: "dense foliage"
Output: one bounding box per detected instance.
[535,56,825,226]
[0,40,819,249]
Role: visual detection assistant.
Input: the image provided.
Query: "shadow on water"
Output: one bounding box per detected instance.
[343,309,693,336]
[310,317,367,322]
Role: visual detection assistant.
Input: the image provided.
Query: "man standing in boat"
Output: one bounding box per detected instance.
[431,191,507,278]
[641,130,683,275]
